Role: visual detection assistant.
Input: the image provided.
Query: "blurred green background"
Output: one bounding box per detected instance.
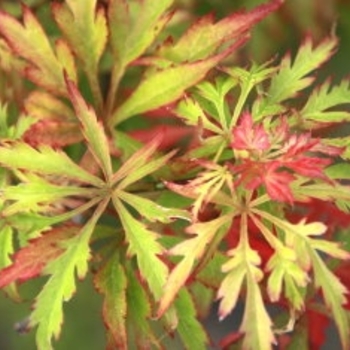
[0,0,350,349]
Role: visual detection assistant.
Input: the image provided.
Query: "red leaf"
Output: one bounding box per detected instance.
[0,226,77,288]
[284,157,332,179]
[231,112,270,152]
[262,163,295,202]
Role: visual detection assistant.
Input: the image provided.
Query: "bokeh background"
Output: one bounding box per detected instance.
[0,0,350,349]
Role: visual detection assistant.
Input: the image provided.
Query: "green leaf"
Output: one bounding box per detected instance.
[125,263,160,349]
[7,197,103,236]
[262,36,337,110]
[53,0,107,71]
[110,42,245,126]
[0,142,105,187]
[266,251,308,310]
[111,137,173,188]
[0,6,76,95]
[94,253,127,350]
[309,249,350,350]
[52,0,107,109]
[0,225,19,300]
[240,270,276,350]
[175,96,223,134]
[116,190,190,223]
[300,79,350,125]
[108,0,173,66]
[29,199,108,350]
[195,77,237,130]
[113,198,168,302]
[157,0,283,63]
[175,289,209,349]
[158,214,232,317]
[323,137,350,160]
[66,79,112,179]
[1,178,97,216]
[325,162,350,180]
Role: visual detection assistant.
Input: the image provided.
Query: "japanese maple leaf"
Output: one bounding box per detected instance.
[258,162,295,203]
[231,112,270,153]
[284,156,332,179]
[230,161,295,203]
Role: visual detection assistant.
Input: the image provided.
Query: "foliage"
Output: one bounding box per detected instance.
[0,1,350,349]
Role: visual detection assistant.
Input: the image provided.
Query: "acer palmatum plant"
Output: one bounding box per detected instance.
[0,0,350,349]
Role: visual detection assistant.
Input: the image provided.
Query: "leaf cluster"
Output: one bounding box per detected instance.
[0,1,350,350]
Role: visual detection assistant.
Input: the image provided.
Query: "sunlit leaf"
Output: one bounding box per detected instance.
[0,142,104,187]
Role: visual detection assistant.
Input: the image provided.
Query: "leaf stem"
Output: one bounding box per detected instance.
[105,63,126,123]
[231,80,254,129]
[87,69,104,117]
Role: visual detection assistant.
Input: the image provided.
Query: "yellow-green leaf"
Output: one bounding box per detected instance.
[0,142,104,187]
[0,7,76,95]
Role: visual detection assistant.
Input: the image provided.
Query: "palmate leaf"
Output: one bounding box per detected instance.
[300,79,350,125]
[0,226,77,288]
[260,36,337,113]
[110,38,247,126]
[66,79,112,179]
[254,210,350,349]
[29,199,108,350]
[158,214,232,317]
[0,6,76,96]
[112,197,168,302]
[94,253,127,350]
[0,142,104,187]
